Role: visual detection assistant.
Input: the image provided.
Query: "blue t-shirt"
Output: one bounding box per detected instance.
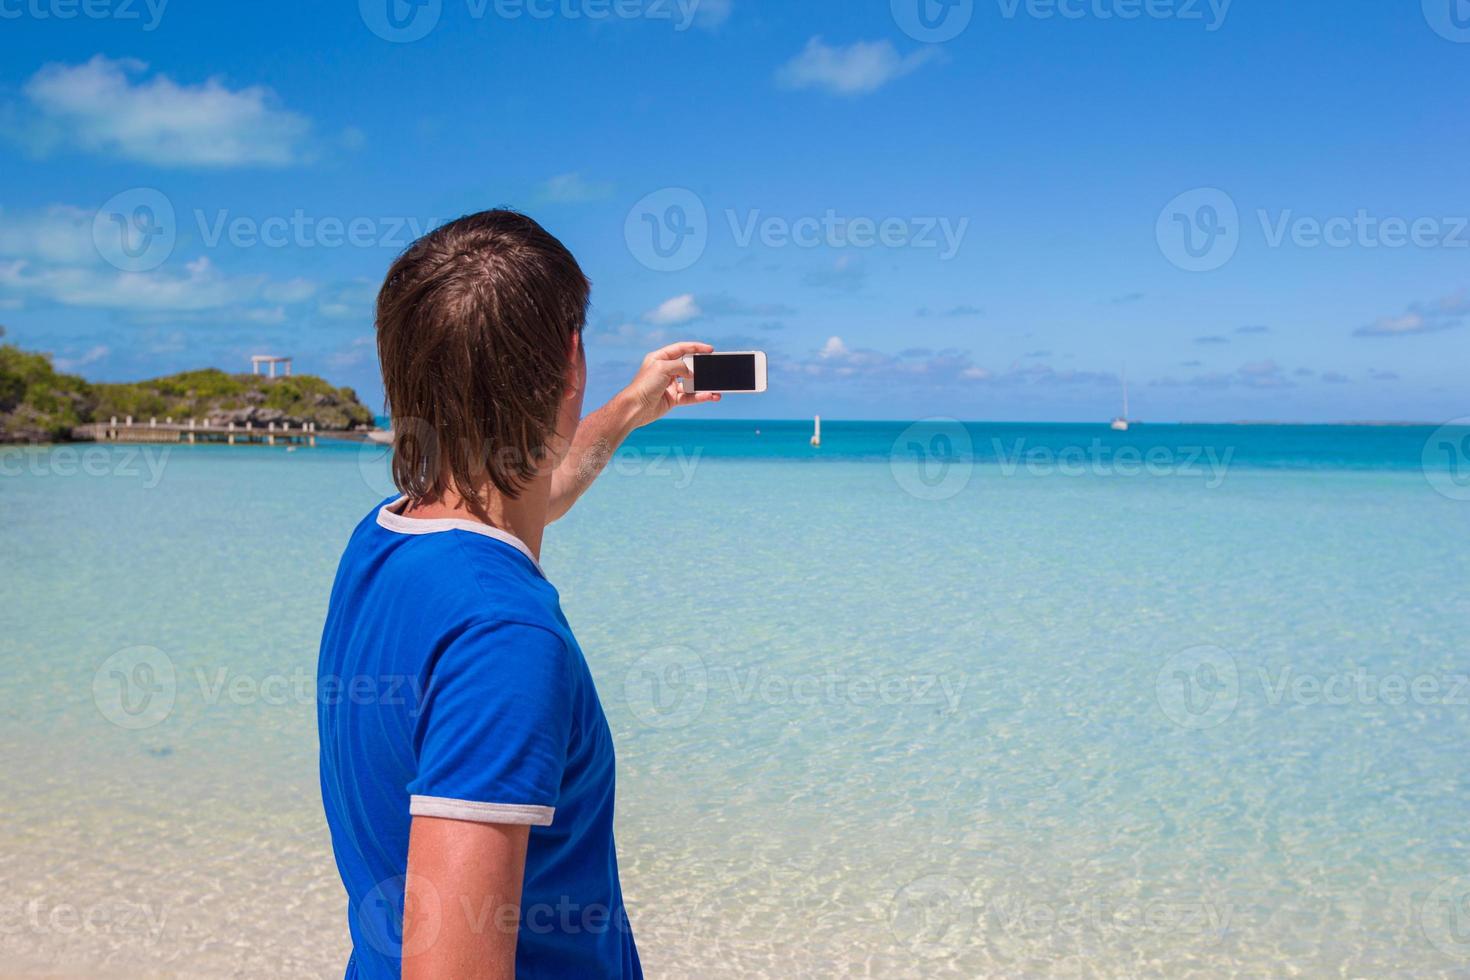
[317,496,640,979]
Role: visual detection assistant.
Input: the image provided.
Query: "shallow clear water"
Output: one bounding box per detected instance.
[2,422,1468,977]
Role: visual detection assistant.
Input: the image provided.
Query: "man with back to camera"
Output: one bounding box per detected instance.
[316,210,720,978]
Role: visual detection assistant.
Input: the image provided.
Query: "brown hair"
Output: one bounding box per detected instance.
[376,210,589,509]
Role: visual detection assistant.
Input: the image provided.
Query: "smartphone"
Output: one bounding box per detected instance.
[683,351,768,393]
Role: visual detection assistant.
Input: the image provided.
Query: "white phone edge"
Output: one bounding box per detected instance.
[681,351,768,393]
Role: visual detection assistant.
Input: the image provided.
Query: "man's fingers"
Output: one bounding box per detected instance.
[649,341,713,362]
[677,391,720,406]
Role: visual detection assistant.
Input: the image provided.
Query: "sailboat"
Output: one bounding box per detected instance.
[810,415,821,448]
[1110,370,1130,431]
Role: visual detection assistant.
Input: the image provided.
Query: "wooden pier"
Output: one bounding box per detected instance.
[72,416,362,447]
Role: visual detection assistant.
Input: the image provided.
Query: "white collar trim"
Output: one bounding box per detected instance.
[376,496,543,576]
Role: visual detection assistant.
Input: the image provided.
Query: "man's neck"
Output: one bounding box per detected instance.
[402,479,550,559]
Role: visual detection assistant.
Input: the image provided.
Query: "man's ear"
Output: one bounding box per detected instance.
[564,331,584,398]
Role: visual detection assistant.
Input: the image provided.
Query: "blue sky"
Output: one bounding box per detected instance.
[1,0,1467,421]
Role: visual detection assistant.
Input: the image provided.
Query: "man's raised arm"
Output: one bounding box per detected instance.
[547,341,718,523]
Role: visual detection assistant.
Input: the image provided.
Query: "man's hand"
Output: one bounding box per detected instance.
[547,341,720,523]
[615,341,722,429]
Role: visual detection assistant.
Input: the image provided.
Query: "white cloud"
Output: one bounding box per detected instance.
[0,255,266,312]
[776,38,937,96]
[15,56,312,167]
[1151,360,1295,390]
[263,278,317,304]
[0,205,96,264]
[54,345,110,372]
[536,172,613,204]
[691,0,732,28]
[802,254,867,291]
[316,279,377,321]
[645,293,701,325]
[0,207,322,324]
[588,320,668,349]
[327,336,376,369]
[1357,313,1426,337]
[1355,290,1467,337]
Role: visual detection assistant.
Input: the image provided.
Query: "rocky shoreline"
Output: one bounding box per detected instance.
[1,335,376,444]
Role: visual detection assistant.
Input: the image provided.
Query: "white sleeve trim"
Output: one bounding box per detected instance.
[410,795,555,826]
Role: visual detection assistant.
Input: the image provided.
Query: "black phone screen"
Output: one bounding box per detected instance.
[692,354,757,391]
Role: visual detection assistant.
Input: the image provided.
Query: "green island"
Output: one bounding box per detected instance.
[0,331,375,444]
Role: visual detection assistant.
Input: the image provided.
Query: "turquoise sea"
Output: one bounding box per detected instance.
[3,420,1469,977]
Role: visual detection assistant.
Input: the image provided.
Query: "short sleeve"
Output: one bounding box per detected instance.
[407,621,573,826]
